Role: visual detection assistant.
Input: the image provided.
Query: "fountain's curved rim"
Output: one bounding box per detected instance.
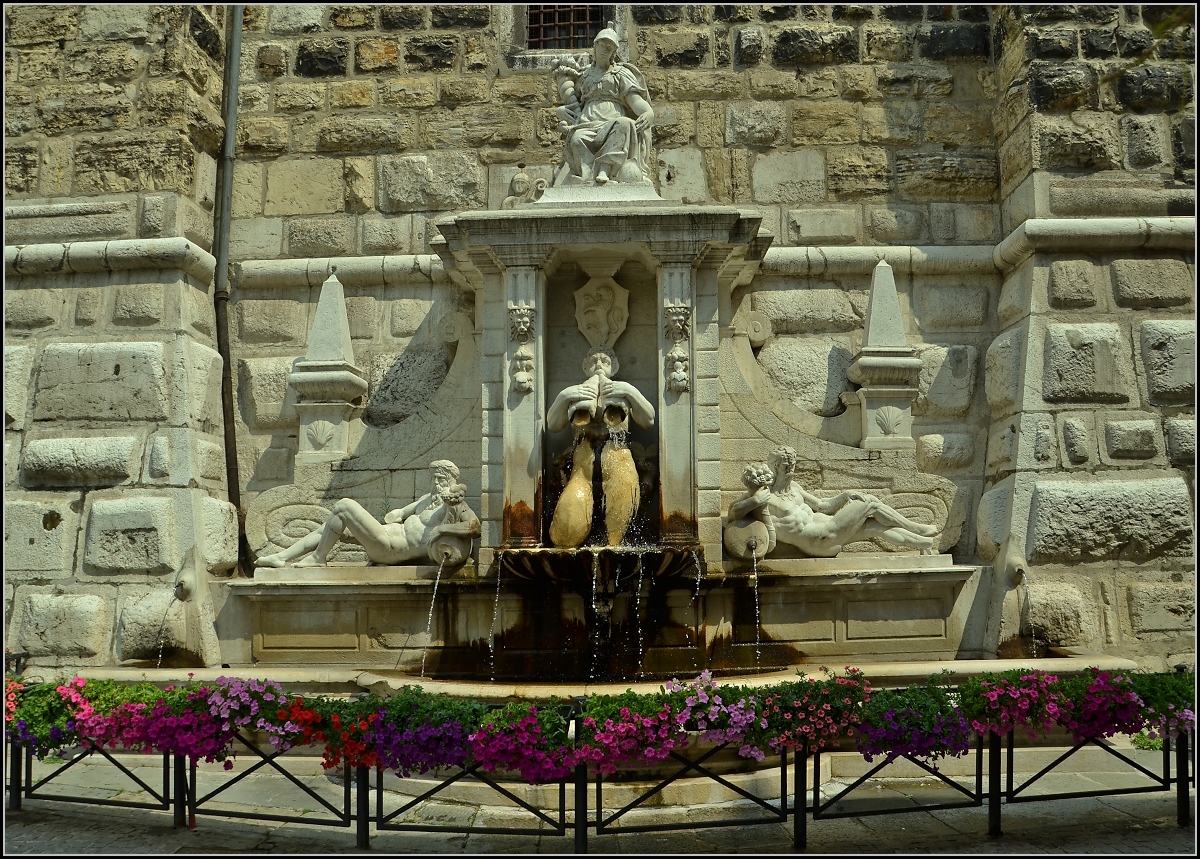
[37,649,1138,699]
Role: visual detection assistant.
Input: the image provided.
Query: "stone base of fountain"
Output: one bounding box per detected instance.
[214,553,991,680]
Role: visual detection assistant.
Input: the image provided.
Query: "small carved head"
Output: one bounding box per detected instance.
[583,344,619,378]
[512,371,534,393]
[767,446,798,477]
[429,459,460,491]
[742,462,774,490]
[508,305,535,341]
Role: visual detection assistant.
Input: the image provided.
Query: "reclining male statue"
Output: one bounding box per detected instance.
[254,460,480,568]
[724,446,938,560]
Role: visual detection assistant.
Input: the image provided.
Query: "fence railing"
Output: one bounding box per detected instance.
[6,724,1193,852]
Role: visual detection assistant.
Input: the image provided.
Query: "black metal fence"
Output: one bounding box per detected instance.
[6,723,1194,852]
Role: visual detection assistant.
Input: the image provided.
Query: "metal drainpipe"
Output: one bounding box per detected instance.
[212,6,250,574]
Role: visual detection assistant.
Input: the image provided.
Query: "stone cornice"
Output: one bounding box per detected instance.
[993,217,1196,273]
[232,255,450,289]
[5,237,216,283]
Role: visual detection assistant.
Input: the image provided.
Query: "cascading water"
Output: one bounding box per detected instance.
[420,554,448,678]
[633,556,645,678]
[750,540,762,670]
[688,549,703,672]
[155,594,179,669]
[489,551,503,682]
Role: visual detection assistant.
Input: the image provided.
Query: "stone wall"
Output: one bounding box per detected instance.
[4,5,1195,672]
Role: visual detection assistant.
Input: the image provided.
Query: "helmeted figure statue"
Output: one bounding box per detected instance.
[551,25,654,187]
[254,460,480,569]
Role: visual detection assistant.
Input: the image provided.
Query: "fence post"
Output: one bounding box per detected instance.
[573,761,588,853]
[173,755,186,827]
[8,740,22,811]
[793,742,807,850]
[1177,730,1192,828]
[356,765,370,849]
[987,732,1002,837]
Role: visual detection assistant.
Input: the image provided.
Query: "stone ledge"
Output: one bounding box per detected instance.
[232,561,480,588]
[233,254,449,289]
[708,552,967,576]
[5,237,215,283]
[762,245,998,277]
[994,216,1196,272]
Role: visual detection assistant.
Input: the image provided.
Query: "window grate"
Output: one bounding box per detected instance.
[526,5,606,50]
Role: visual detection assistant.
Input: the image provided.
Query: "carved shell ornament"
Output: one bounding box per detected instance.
[306,420,336,450]
[875,406,904,436]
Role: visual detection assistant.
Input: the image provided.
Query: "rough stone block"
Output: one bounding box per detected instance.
[1140,320,1196,405]
[916,433,975,471]
[379,153,485,213]
[1121,114,1171,170]
[756,334,854,416]
[735,26,765,65]
[237,117,290,154]
[84,496,179,575]
[5,345,35,431]
[112,284,164,325]
[15,592,112,658]
[329,80,375,109]
[657,148,708,204]
[654,29,710,67]
[5,288,59,329]
[864,23,914,61]
[1104,418,1161,459]
[922,102,992,148]
[146,429,223,486]
[896,153,997,202]
[827,147,889,198]
[80,5,150,41]
[287,218,354,257]
[1048,260,1099,308]
[265,159,342,216]
[753,288,859,333]
[381,6,426,30]
[868,206,926,243]
[914,344,977,418]
[772,26,858,65]
[22,436,142,486]
[915,285,989,329]
[725,102,784,145]
[1111,258,1193,308]
[861,101,920,145]
[116,589,186,660]
[1028,476,1193,563]
[1165,419,1195,469]
[4,495,81,575]
[379,76,438,108]
[1129,583,1196,634]
[270,6,326,35]
[423,106,530,148]
[1115,65,1193,111]
[295,38,349,77]
[34,343,170,422]
[404,35,458,71]
[791,101,860,145]
[75,289,102,326]
[985,326,1023,415]
[202,496,239,573]
[876,65,953,99]
[1026,581,1095,647]
[1061,415,1094,465]
[314,117,411,153]
[1036,113,1119,171]
[389,298,435,338]
[236,299,304,344]
[787,208,859,244]
[751,150,824,203]
[747,68,797,99]
[361,217,410,254]
[1042,323,1133,404]
[229,218,283,258]
[239,356,300,429]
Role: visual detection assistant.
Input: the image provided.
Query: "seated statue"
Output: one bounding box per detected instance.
[724,446,939,560]
[551,25,654,187]
[254,460,480,569]
[547,345,655,547]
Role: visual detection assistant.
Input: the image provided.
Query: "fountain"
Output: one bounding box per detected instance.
[211,27,1106,693]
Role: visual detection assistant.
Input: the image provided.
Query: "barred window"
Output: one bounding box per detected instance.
[525,5,607,50]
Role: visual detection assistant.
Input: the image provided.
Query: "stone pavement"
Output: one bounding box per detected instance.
[4,748,1195,855]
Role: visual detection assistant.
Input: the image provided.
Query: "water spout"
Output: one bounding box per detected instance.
[420,553,448,678]
[489,550,503,682]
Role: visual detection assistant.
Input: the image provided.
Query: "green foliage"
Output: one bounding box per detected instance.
[376,685,488,731]
[8,683,77,756]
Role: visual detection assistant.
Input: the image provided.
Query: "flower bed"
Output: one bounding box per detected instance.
[6,667,1194,784]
